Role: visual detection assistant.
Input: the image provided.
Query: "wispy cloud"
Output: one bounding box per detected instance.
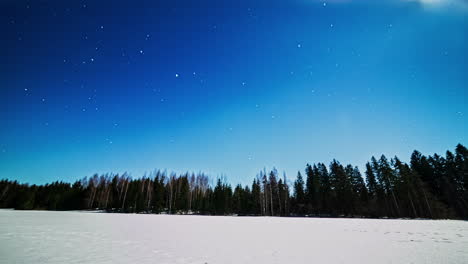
[406,0,466,7]
[405,0,468,12]
[306,0,468,11]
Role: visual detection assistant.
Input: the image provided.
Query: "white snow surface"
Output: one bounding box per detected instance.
[1,210,468,264]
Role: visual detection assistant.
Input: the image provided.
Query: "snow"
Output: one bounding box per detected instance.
[1,210,467,264]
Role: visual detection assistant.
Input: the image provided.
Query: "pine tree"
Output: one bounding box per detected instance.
[305,164,320,215]
[329,160,353,216]
[316,163,331,216]
[350,166,368,216]
[293,171,305,215]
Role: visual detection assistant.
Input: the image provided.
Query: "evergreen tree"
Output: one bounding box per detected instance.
[251,179,262,215]
[305,164,320,215]
[293,171,305,215]
[350,166,368,215]
[329,160,353,216]
[365,162,377,199]
[316,163,331,215]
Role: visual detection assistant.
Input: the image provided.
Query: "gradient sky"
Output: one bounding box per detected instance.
[1,0,467,185]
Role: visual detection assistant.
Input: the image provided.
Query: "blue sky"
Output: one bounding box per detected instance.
[1,0,467,185]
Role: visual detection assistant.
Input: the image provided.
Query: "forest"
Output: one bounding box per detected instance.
[1,144,467,219]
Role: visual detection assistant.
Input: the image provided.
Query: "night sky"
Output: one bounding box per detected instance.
[1,0,467,184]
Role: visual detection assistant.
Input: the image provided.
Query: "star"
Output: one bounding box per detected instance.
[175,73,179,77]
[323,2,327,7]
[297,43,301,48]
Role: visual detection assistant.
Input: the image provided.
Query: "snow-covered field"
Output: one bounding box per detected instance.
[1,210,467,264]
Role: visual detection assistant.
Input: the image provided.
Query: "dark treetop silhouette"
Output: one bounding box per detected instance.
[1,144,467,219]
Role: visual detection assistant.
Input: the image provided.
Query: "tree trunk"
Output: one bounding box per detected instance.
[408,191,417,218]
[421,187,433,218]
[121,181,129,210]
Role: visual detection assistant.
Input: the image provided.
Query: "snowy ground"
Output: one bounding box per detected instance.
[1,210,468,264]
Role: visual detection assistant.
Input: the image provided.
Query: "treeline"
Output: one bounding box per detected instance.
[1,144,467,219]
